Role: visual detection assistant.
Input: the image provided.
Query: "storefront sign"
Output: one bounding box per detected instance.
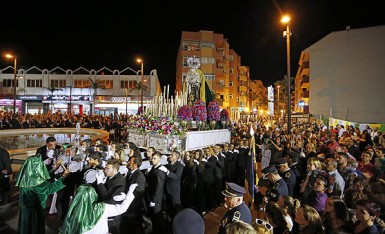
[43,95,90,101]
[19,95,43,100]
[111,97,131,102]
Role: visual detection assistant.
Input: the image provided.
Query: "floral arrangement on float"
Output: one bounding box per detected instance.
[177,105,193,121]
[220,109,230,121]
[207,101,220,121]
[192,100,207,129]
[126,114,185,136]
[207,101,220,129]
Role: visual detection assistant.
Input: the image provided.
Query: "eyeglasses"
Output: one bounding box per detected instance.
[255,219,273,230]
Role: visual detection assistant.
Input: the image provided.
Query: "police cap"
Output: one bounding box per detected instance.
[173,208,204,234]
[275,158,289,167]
[262,165,278,175]
[222,182,246,197]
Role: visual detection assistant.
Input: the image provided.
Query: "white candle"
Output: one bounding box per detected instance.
[166,85,170,101]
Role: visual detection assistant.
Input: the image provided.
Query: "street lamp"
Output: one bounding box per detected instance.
[277,85,280,119]
[5,54,17,113]
[281,15,292,133]
[136,58,144,112]
[125,88,128,115]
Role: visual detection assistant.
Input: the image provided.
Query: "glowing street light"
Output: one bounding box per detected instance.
[281,15,292,133]
[5,54,17,113]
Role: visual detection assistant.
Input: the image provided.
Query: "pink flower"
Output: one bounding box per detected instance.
[207,101,220,121]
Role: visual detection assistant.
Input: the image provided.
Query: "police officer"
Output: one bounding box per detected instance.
[275,158,297,197]
[261,165,289,202]
[218,182,252,234]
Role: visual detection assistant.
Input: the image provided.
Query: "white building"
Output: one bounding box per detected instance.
[295,25,385,123]
[0,66,160,115]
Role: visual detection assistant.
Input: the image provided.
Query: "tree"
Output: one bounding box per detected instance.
[130,81,148,112]
[87,77,105,114]
[45,85,63,113]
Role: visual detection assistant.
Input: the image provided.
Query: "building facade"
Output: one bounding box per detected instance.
[176,30,261,118]
[0,66,160,115]
[293,25,385,123]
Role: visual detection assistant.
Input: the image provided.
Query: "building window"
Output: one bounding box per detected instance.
[201,41,214,48]
[99,80,113,89]
[229,81,233,87]
[2,79,17,87]
[121,80,137,89]
[229,94,233,99]
[27,79,43,87]
[182,74,187,83]
[200,57,215,64]
[205,74,215,81]
[229,68,233,74]
[74,80,90,88]
[50,80,66,88]
[182,40,200,51]
[219,80,225,86]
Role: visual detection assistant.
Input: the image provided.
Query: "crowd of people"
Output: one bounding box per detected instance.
[2,110,385,233]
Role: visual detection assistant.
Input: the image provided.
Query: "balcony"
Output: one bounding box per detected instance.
[301,75,309,89]
[301,91,309,98]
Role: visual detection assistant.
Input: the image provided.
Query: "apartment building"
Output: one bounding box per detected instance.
[176,30,253,116]
[293,25,385,123]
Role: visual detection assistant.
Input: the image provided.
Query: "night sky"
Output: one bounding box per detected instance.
[1,0,384,91]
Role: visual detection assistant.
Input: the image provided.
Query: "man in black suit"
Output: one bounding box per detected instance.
[0,147,12,205]
[213,145,226,206]
[95,159,126,234]
[159,150,184,218]
[146,151,167,232]
[120,155,146,234]
[236,140,248,187]
[36,136,61,175]
[202,148,217,211]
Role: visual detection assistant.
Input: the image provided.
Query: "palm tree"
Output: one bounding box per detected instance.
[87,78,105,114]
[130,81,148,112]
[45,85,63,113]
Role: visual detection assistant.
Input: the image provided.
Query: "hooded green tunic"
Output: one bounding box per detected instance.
[16,154,66,234]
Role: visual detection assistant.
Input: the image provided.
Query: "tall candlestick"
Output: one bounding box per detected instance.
[166,85,170,101]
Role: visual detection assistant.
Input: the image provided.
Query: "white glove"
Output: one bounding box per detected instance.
[113,192,126,202]
[47,150,54,158]
[149,202,156,207]
[44,158,52,165]
[128,183,138,194]
[158,166,168,174]
[96,173,106,185]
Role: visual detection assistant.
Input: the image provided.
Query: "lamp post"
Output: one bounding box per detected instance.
[277,85,280,119]
[125,88,128,115]
[5,54,17,113]
[281,15,291,134]
[136,58,144,112]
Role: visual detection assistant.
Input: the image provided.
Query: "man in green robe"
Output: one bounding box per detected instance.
[16,154,69,234]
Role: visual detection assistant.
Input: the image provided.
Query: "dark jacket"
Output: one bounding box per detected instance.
[165,160,184,204]
[96,172,126,204]
[123,169,146,217]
